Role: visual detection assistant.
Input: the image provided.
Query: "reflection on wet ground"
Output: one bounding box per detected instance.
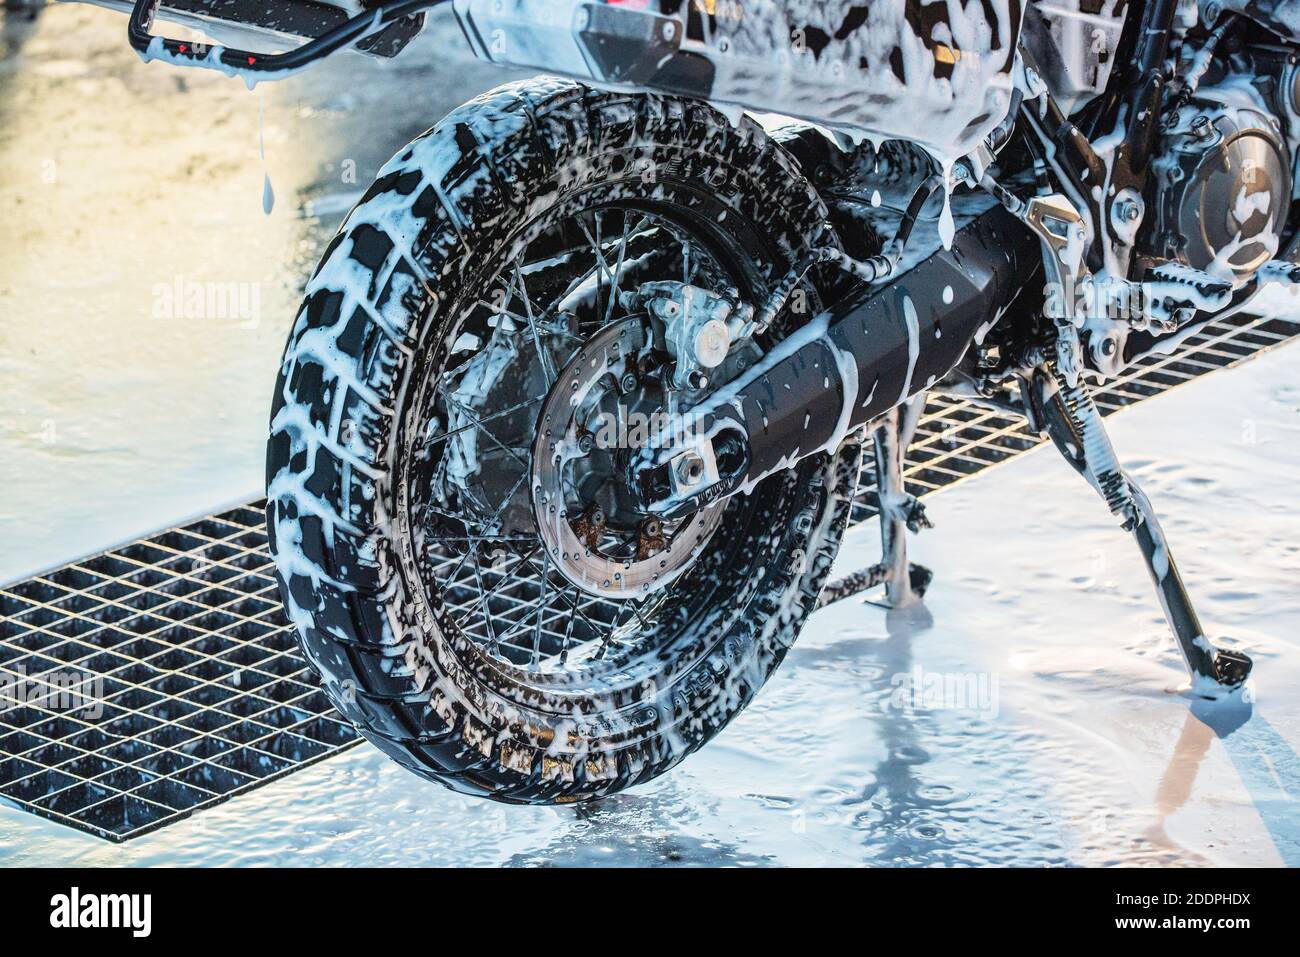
[1187,703,1300,866]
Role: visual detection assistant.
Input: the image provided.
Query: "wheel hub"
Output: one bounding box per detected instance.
[531,317,723,598]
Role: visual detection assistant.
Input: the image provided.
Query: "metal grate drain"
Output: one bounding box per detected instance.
[2,308,1297,842]
[0,504,358,841]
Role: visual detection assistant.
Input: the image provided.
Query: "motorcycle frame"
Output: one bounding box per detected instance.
[1020,0,1180,275]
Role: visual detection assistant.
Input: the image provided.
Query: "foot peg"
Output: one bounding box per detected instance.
[897,495,933,534]
[866,490,932,534]
[817,562,932,609]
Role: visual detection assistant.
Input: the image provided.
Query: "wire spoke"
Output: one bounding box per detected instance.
[475,299,581,344]
[425,530,537,546]
[548,214,659,317]
[439,466,533,586]
[531,549,550,666]
[547,259,603,315]
[551,580,622,652]
[510,260,558,387]
[578,214,617,321]
[423,392,548,453]
[680,233,704,286]
[468,541,500,655]
[602,210,640,326]
[558,591,579,664]
[439,388,532,472]
[474,542,541,612]
[489,586,558,652]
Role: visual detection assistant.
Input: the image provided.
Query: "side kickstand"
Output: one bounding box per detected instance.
[1025,361,1253,693]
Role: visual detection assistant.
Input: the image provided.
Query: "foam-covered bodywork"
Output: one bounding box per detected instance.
[453,0,1023,163]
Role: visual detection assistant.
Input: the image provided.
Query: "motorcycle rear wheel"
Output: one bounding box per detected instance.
[266,77,860,803]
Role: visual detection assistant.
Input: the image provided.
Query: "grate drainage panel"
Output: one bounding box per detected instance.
[2,309,1298,842]
[0,503,358,841]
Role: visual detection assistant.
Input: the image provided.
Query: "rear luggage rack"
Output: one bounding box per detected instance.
[125,0,706,91]
[127,0,447,79]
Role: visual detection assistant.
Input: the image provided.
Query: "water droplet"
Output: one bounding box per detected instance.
[257,90,274,216]
[938,191,955,249]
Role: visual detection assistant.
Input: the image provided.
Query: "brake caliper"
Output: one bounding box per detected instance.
[622,281,757,391]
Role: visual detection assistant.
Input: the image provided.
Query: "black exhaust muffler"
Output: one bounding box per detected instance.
[648,204,1040,507]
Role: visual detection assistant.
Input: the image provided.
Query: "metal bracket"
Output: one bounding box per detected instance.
[817,395,933,610]
[1022,193,1088,324]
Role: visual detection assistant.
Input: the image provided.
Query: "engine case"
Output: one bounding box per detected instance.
[1154,93,1291,279]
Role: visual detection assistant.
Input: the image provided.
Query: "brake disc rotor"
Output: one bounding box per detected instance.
[531,316,723,599]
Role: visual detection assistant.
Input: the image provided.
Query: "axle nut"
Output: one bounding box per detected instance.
[675,452,706,487]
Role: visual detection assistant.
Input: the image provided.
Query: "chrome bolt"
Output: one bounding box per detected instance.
[1111,190,1144,230]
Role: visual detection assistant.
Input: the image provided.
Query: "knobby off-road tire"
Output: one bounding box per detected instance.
[266,77,861,803]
